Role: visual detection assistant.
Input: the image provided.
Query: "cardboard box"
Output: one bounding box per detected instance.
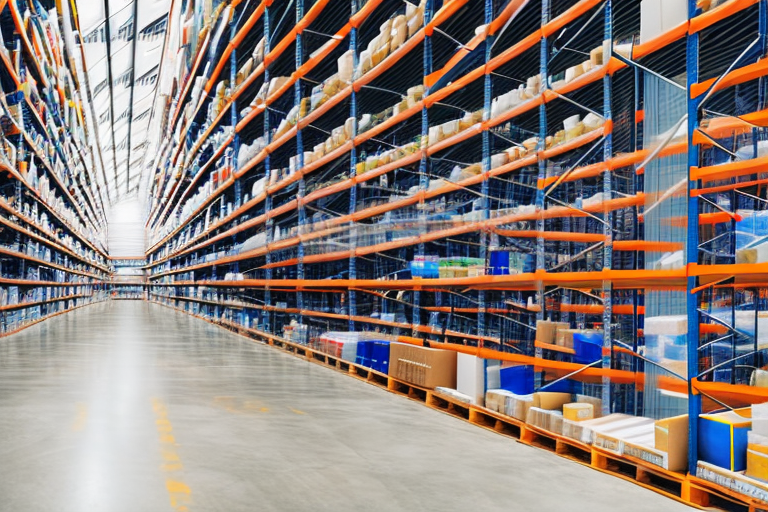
[536,320,569,344]
[505,393,534,421]
[747,432,768,482]
[556,328,579,349]
[456,353,485,405]
[526,407,564,434]
[576,394,603,418]
[699,409,752,472]
[533,392,572,411]
[388,343,457,389]
[564,403,594,421]
[655,414,689,472]
[485,389,516,413]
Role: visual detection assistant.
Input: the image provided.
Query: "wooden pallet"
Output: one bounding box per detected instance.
[591,447,692,507]
[520,423,560,453]
[426,391,471,421]
[387,377,430,403]
[687,475,768,512]
[467,406,524,439]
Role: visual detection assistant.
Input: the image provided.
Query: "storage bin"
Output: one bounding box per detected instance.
[499,365,534,394]
[574,331,603,364]
[371,341,390,373]
[698,409,752,472]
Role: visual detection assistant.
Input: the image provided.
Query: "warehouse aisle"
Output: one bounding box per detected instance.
[0,302,691,512]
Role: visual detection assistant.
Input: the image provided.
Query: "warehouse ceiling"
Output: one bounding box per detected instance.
[74,0,169,203]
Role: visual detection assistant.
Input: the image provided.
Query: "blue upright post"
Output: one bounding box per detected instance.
[686,0,702,477]
[601,0,613,417]
[263,5,273,334]
[230,16,241,208]
[534,0,549,378]
[348,0,358,333]
[478,0,494,343]
[296,0,306,327]
[413,0,433,338]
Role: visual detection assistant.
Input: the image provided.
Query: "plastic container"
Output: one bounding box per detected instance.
[490,250,510,275]
[371,341,390,373]
[574,331,603,364]
[499,365,534,394]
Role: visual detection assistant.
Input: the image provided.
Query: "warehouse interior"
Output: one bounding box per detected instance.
[1,0,768,510]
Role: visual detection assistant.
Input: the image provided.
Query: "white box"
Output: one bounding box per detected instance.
[457,353,485,405]
[662,0,689,33]
[640,0,663,44]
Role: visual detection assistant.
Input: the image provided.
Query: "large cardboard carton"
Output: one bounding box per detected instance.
[536,320,569,345]
[533,392,572,411]
[654,414,689,472]
[556,328,579,349]
[747,432,768,482]
[388,343,457,389]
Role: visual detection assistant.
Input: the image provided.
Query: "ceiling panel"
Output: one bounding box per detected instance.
[76,0,170,203]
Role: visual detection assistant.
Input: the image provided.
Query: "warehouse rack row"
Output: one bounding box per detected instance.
[0,0,112,331]
[139,0,768,509]
[108,257,148,299]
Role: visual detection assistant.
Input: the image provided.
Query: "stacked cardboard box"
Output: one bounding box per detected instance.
[525,392,572,434]
[388,343,457,389]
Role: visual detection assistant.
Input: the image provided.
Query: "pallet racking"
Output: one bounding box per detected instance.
[3,0,752,508]
[0,0,111,332]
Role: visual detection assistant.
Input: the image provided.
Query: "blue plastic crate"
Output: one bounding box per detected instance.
[574,331,603,364]
[490,251,510,275]
[698,410,751,472]
[356,340,373,368]
[499,365,534,394]
[409,260,439,278]
[370,341,390,374]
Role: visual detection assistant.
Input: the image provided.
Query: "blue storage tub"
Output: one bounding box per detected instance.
[489,251,510,275]
[499,365,534,394]
[370,341,390,373]
[409,260,439,278]
[574,331,603,364]
[698,410,752,472]
[356,340,373,368]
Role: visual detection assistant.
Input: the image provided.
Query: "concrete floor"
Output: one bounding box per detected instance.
[0,301,693,512]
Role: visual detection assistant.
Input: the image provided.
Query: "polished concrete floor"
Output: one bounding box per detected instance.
[0,301,693,512]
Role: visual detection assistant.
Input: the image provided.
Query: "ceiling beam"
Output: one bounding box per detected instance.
[124,0,138,195]
[101,0,120,194]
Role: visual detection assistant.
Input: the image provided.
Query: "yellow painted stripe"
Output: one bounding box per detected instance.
[151,398,192,511]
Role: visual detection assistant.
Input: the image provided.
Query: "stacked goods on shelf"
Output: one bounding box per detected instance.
[0,0,111,334]
[143,0,768,508]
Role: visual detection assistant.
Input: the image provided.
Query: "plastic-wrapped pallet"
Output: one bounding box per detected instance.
[576,395,603,417]
[526,407,564,434]
[592,416,656,454]
[485,389,516,413]
[434,387,472,405]
[644,315,688,378]
[504,393,534,421]
[562,413,642,445]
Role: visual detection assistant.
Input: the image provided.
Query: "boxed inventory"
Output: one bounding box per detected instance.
[388,343,457,389]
